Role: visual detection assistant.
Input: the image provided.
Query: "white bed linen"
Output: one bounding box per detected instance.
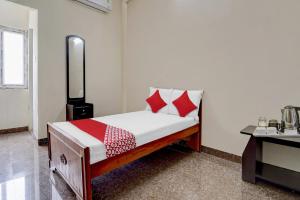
[53,111,198,164]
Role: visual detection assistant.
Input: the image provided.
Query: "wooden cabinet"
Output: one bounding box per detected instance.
[66,103,93,121]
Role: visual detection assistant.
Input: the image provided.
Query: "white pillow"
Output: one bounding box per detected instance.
[168,89,204,120]
[145,87,173,114]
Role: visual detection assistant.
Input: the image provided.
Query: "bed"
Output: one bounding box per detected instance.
[47,101,202,200]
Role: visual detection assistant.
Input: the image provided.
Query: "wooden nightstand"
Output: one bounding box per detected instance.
[66,103,93,121]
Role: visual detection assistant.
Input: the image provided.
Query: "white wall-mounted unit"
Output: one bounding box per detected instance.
[74,0,112,12]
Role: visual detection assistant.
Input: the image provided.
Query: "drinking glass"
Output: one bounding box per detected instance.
[258,117,268,127]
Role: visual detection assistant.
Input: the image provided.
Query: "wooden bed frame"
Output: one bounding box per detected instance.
[47,101,202,200]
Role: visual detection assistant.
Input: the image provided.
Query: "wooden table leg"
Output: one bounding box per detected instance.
[242,136,262,183]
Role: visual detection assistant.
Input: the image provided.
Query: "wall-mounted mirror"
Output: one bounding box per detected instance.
[66,35,85,103]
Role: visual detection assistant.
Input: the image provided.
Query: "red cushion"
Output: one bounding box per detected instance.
[172,90,197,117]
[146,90,167,113]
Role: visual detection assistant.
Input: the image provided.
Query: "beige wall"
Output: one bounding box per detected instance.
[0,0,29,30]
[124,0,300,170]
[0,0,31,130]
[0,90,30,129]
[10,0,123,139]
[28,9,38,136]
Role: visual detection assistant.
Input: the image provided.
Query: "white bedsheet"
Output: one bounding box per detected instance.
[53,111,199,164]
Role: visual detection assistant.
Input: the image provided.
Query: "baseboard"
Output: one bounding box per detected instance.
[0,126,29,135]
[38,138,48,146]
[173,141,241,163]
[202,146,241,163]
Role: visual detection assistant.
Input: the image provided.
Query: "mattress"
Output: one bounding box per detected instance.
[53,111,199,164]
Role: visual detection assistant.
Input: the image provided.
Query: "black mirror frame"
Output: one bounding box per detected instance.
[66,35,86,105]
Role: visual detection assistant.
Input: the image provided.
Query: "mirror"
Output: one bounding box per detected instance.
[67,35,85,101]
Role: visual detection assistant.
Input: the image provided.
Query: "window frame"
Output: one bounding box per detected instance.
[0,25,28,89]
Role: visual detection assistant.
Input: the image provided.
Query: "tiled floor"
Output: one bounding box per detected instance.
[0,132,299,200]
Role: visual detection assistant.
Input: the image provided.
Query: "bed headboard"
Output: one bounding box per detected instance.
[197,100,203,143]
[198,100,202,124]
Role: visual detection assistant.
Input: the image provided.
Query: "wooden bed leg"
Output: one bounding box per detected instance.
[187,100,202,152]
[84,148,93,200]
[187,131,201,152]
[85,180,92,200]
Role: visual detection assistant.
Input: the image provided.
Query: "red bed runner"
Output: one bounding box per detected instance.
[70,119,136,158]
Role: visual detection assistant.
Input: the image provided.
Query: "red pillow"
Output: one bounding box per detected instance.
[146,90,167,113]
[172,90,197,117]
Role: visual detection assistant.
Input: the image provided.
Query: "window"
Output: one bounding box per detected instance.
[0,26,28,88]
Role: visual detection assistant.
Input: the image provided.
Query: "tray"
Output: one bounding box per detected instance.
[253,127,300,138]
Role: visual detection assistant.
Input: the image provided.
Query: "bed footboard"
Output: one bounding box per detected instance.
[47,123,92,200]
